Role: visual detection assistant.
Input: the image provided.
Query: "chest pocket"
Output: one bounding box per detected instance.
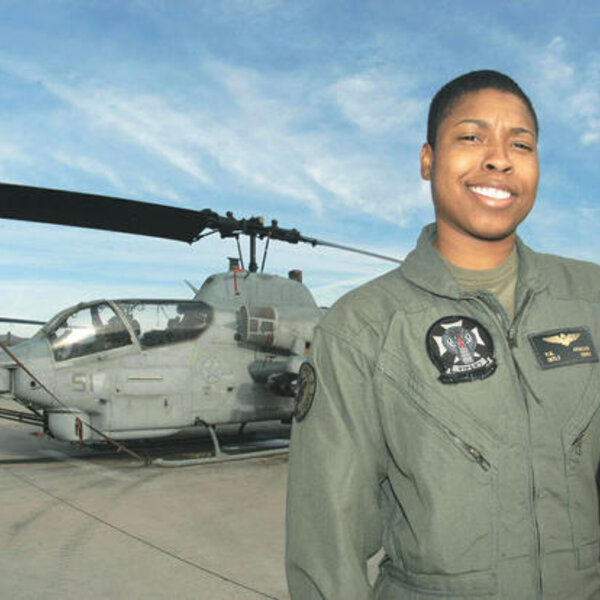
[375,349,499,580]
[560,367,600,566]
[510,320,600,559]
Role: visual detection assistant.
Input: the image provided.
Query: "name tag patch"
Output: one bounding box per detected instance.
[529,327,598,370]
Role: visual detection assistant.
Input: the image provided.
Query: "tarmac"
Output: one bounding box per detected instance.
[0,397,291,600]
[0,397,383,599]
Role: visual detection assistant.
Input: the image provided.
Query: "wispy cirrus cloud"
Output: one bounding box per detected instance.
[529,36,600,147]
[0,54,429,226]
[52,152,127,192]
[0,56,214,187]
[0,142,31,181]
[0,0,598,321]
[325,69,425,136]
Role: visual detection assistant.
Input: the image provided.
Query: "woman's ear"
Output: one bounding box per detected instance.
[420,143,433,180]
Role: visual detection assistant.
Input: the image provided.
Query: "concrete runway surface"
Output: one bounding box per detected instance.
[0,398,383,599]
[0,399,291,600]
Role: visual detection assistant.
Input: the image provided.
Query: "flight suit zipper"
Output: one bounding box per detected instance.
[474,290,543,598]
[572,429,587,456]
[406,379,492,472]
[449,431,491,471]
[507,290,533,348]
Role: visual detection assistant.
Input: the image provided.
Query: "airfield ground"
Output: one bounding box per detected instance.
[0,398,382,599]
[0,397,291,600]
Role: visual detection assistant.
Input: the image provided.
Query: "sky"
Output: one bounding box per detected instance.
[0,0,599,332]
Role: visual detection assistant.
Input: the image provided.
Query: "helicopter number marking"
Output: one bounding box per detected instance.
[72,373,93,392]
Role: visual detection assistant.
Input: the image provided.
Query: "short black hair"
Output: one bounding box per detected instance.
[426,70,539,147]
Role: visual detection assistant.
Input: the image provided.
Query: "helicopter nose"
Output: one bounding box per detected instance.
[0,339,59,409]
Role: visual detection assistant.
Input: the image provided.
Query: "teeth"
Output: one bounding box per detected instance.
[469,186,511,200]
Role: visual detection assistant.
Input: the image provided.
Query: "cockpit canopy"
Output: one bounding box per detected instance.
[117,300,213,348]
[46,300,213,362]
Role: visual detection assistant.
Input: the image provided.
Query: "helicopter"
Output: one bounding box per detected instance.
[0,182,401,455]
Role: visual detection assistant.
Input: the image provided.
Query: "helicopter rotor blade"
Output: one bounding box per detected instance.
[298,237,402,264]
[258,220,402,264]
[0,317,46,326]
[0,183,219,244]
[0,182,402,264]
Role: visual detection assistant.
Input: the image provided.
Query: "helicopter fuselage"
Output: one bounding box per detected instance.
[1,269,323,443]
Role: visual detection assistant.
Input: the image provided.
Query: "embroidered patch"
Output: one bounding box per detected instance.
[427,316,497,384]
[529,327,598,370]
[294,362,317,421]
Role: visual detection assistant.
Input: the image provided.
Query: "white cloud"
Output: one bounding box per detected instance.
[198,60,429,221]
[325,70,425,135]
[52,152,126,191]
[569,89,599,118]
[581,128,600,146]
[0,141,33,181]
[0,143,28,163]
[52,88,214,186]
[0,55,214,186]
[531,38,600,146]
[537,37,574,84]
[524,197,600,263]
[138,178,182,204]
[0,55,430,225]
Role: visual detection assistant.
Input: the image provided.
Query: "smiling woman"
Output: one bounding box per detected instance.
[421,86,540,269]
[286,69,600,600]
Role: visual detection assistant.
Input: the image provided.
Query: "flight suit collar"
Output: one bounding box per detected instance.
[400,223,548,299]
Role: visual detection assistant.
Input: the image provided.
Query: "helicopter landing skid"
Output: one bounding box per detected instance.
[152,446,288,467]
[208,424,224,457]
[152,423,289,467]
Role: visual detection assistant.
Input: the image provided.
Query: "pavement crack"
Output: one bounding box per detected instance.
[7,469,282,600]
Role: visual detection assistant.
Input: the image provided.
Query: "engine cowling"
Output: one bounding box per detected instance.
[238,305,316,352]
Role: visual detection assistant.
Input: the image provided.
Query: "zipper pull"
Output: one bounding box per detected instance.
[474,291,509,332]
[572,431,586,456]
[452,432,492,471]
[466,445,492,471]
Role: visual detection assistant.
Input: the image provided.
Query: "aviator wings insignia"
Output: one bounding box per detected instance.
[542,332,581,347]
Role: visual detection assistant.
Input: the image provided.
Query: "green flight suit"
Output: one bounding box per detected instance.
[286,224,600,599]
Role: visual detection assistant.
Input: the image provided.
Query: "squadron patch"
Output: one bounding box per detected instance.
[294,362,317,421]
[427,316,497,384]
[529,327,598,370]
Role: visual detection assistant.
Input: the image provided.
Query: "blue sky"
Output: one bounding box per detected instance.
[0,0,599,329]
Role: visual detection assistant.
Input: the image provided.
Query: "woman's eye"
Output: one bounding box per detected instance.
[513,141,533,151]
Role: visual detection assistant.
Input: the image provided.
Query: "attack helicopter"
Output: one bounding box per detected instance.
[0,183,401,454]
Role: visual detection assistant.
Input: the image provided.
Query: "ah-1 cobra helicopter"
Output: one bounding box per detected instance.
[0,183,400,455]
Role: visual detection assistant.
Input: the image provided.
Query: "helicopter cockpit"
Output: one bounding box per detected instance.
[48,302,131,361]
[46,300,214,361]
[116,300,213,348]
